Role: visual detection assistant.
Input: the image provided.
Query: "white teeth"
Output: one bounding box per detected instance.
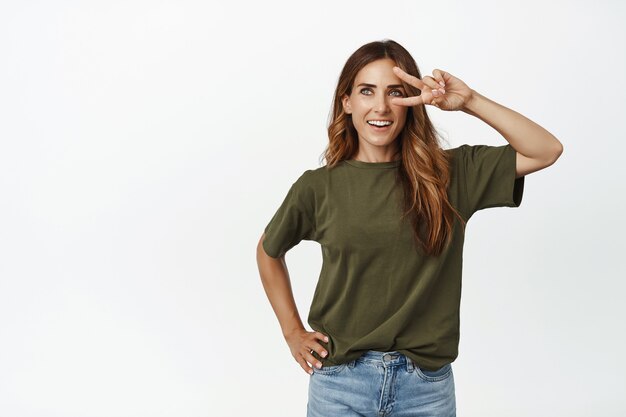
[367,120,392,127]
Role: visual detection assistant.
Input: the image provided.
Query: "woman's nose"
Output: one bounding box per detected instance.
[375,95,391,112]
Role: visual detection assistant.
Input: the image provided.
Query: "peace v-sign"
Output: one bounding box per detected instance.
[390,66,474,112]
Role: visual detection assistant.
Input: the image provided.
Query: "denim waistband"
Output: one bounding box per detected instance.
[357,350,415,369]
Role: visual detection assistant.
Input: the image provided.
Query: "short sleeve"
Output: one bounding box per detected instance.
[460,143,525,218]
[262,171,317,258]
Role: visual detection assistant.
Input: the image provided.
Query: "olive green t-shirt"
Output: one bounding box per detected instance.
[262,144,525,371]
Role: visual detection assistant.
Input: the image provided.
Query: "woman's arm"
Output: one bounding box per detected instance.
[256,233,330,374]
[256,233,306,337]
[462,90,564,178]
[389,66,563,178]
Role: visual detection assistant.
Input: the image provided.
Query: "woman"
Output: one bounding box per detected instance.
[256,39,562,417]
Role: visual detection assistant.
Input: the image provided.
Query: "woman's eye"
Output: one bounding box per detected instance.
[360,88,404,96]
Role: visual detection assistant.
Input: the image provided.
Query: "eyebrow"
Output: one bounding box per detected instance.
[356,83,405,89]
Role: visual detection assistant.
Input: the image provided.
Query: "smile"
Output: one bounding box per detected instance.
[367,120,393,131]
[367,120,393,126]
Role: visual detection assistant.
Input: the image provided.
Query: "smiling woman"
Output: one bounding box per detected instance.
[327,44,469,258]
[256,38,562,417]
[340,59,408,162]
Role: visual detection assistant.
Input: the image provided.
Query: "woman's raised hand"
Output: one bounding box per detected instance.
[284,328,330,375]
[391,66,474,112]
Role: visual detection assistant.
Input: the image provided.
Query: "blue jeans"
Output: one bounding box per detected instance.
[307,350,456,417]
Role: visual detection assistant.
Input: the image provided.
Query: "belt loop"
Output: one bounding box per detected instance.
[406,356,415,372]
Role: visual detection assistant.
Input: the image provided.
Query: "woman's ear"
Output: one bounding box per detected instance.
[341,94,352,114]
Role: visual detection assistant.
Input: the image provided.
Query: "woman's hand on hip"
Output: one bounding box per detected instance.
[284,328,329,375]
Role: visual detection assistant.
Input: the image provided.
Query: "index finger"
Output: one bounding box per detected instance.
[390,94,425,107]
[316,332,329,342]
[392,66,426,107]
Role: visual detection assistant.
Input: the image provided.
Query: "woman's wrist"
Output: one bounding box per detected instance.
[461,89,480,116]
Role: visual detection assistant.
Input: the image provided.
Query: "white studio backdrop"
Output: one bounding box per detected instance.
[0,1,624,416]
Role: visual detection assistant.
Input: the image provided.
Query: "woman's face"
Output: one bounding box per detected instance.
[341,58,408,154]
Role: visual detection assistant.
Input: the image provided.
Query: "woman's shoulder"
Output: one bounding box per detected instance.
[444,144,464,156]
[294,164,332,191]
[292,161,356,199]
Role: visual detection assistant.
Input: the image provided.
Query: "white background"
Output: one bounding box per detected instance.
[1,0,624,416]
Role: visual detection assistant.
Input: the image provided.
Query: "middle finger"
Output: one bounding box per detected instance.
[392,66,425,91]
[422,75,443,91]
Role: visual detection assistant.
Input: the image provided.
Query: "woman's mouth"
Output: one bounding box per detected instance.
[367,120,393,132]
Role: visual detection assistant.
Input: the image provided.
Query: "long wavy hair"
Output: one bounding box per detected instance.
[321,39,466,257]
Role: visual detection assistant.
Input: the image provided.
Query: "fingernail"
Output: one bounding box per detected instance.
[439,81,445,87]
[309,369,313,375]
[432,89,439,96]
[317,362,322,368]
[325,337,329,342]
[322,351,327,357]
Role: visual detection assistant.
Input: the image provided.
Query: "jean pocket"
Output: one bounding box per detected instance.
[312,362,349,375]
[415,363,452,382]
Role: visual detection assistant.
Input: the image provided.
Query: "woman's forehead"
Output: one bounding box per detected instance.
[354,59,402,86]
